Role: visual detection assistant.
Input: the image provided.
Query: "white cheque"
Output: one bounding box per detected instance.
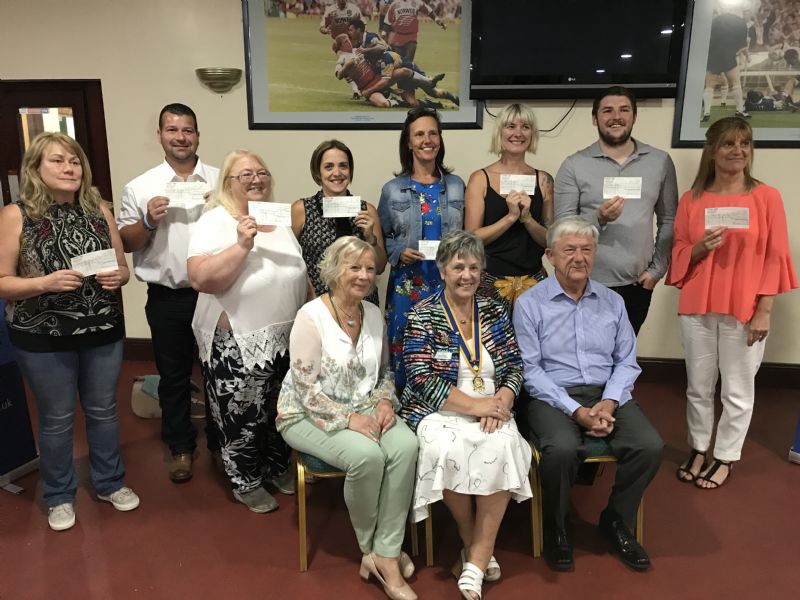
[71,249,118,277]
[705,207,750,229]
[418,240,440,261]
[248,201,292,227]
[323,196,361,218]
[602,176,642,199]
[164,181,207,209]
[499,174,536,195]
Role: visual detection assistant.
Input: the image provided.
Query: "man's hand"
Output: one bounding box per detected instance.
[597,195,624,226]
[574,404,615,437]
[637,271,658,290]
[146,195,170,227]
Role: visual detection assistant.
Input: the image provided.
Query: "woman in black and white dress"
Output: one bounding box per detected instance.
[291,139,386,305]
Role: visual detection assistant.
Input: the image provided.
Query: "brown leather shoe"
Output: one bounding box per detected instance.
[169,453,193,483]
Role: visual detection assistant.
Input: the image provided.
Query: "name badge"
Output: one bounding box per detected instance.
[433,350,452,361]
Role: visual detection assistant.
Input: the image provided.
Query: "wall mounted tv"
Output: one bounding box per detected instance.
[470,0,690,100]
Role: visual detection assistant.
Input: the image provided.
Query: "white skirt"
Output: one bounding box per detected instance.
[411,411,533,522]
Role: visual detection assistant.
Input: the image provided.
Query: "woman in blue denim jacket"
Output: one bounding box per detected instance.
[377,107,465,391]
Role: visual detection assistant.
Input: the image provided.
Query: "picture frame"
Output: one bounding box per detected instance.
[673,0,800,148]
[242,0,482,130]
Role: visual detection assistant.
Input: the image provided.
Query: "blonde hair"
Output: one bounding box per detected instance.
[318,236,376,292]
[20,132,106,220]
[691,117,759,198]
[205,150,273,215]
[489,104,539,155]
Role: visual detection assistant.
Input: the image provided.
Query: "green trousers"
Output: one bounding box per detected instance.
[281,415,418,557]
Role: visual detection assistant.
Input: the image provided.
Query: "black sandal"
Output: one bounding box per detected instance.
[676,449,706,483]
[695,459,732,490]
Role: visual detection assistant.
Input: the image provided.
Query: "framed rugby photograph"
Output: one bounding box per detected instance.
[673,0,800,148]
[243,0,482,129]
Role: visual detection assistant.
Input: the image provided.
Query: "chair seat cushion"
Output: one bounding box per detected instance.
[298,452,341,474]
[581,436,614,458]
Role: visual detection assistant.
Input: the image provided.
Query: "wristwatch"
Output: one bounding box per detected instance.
[518,212,533,224]
[142,212,157,232]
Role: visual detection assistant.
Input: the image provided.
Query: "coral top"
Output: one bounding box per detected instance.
[667,183,797,323]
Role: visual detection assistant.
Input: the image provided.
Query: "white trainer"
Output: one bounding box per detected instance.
[97,486,140,511]
[789,449,800,465]
[48,503,76,531]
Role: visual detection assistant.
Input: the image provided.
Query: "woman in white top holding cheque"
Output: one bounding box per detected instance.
[188,150,310,513]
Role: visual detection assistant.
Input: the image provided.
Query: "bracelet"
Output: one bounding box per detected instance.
[518,212,533,224]
[142,212,157,232]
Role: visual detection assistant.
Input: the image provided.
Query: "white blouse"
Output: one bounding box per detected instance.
[188,206,307,371]
[276,296,398,432]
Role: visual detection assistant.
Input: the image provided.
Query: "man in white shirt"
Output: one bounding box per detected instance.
[117,103,219,483]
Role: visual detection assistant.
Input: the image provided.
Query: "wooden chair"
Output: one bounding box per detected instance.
[294,451,419,571]
[528,438,644,557]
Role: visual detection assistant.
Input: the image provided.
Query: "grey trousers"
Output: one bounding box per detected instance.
[526,385,663,531]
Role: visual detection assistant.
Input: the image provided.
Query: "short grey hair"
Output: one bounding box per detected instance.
[318,236,376,291]
[546,216,599,248]
[435,230,486,272]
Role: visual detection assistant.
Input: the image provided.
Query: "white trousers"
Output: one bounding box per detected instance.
[679,314,765,461]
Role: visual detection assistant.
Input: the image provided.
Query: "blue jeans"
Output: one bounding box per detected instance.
[15,340,126,507]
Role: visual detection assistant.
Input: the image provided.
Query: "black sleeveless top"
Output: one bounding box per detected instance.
[481,169,546,277]
[7,202,124,352]
[298,191,380,306]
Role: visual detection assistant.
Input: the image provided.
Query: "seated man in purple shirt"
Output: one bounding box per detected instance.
[513,216,662,572]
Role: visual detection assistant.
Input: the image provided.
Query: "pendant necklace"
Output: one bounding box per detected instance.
[330,293,362,329]
[440,293,484,393]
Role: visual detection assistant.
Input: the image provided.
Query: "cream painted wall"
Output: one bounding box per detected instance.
[2,0,798,362]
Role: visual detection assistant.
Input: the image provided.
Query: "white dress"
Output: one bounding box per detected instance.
[411,346,533,522]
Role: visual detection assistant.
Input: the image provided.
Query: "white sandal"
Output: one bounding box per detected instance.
[458,562,484,600]
[452,549,501,582]
[485,555,501,582]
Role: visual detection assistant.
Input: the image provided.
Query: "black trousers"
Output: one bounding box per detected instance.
[145,284,199,456]
[526,385,663,531]
[608,283,653,336]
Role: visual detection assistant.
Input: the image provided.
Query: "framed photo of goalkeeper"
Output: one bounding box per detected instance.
[673,0,800,148]
[243,0,482,130]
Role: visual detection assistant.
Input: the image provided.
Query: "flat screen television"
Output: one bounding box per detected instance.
[470,0,690,99]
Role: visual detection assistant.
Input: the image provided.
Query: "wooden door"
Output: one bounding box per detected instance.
[0,80,112,205]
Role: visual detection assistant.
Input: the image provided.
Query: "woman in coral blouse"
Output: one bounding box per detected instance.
[668,117,797,489]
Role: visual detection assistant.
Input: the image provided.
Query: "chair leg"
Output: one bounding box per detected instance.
[635,498,644,545]
[531,465,543,558]
[297,455,308,572]
[425,506,434,567]
[409,513,419,557]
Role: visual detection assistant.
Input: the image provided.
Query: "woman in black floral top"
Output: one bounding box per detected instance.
[290,139,387,305]
[0,132,138,532]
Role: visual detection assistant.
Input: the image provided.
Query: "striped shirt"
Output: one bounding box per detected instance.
[399,292,523,432]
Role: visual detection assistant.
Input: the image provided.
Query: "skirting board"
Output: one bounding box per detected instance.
[123,338,800,389]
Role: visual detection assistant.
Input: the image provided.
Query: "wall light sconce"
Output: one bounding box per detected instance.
[195,68,242,93]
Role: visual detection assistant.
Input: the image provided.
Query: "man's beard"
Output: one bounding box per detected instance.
[598,124,632,147]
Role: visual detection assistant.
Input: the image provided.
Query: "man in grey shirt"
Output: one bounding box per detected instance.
[554,86,678,334]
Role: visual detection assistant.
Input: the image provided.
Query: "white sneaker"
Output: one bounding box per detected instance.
[789,449,800,465]
[48,503,76,531]
[97,486,140,511]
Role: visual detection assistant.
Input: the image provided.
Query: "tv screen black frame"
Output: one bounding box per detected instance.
[469,0,691,100]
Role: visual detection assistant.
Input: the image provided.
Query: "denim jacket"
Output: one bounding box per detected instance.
[377,171,465,267]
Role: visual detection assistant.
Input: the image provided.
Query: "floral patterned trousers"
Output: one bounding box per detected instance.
[203,328,290,493]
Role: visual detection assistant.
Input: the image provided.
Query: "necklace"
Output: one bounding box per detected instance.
[330,293,362,329]
[440,293,484,393]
